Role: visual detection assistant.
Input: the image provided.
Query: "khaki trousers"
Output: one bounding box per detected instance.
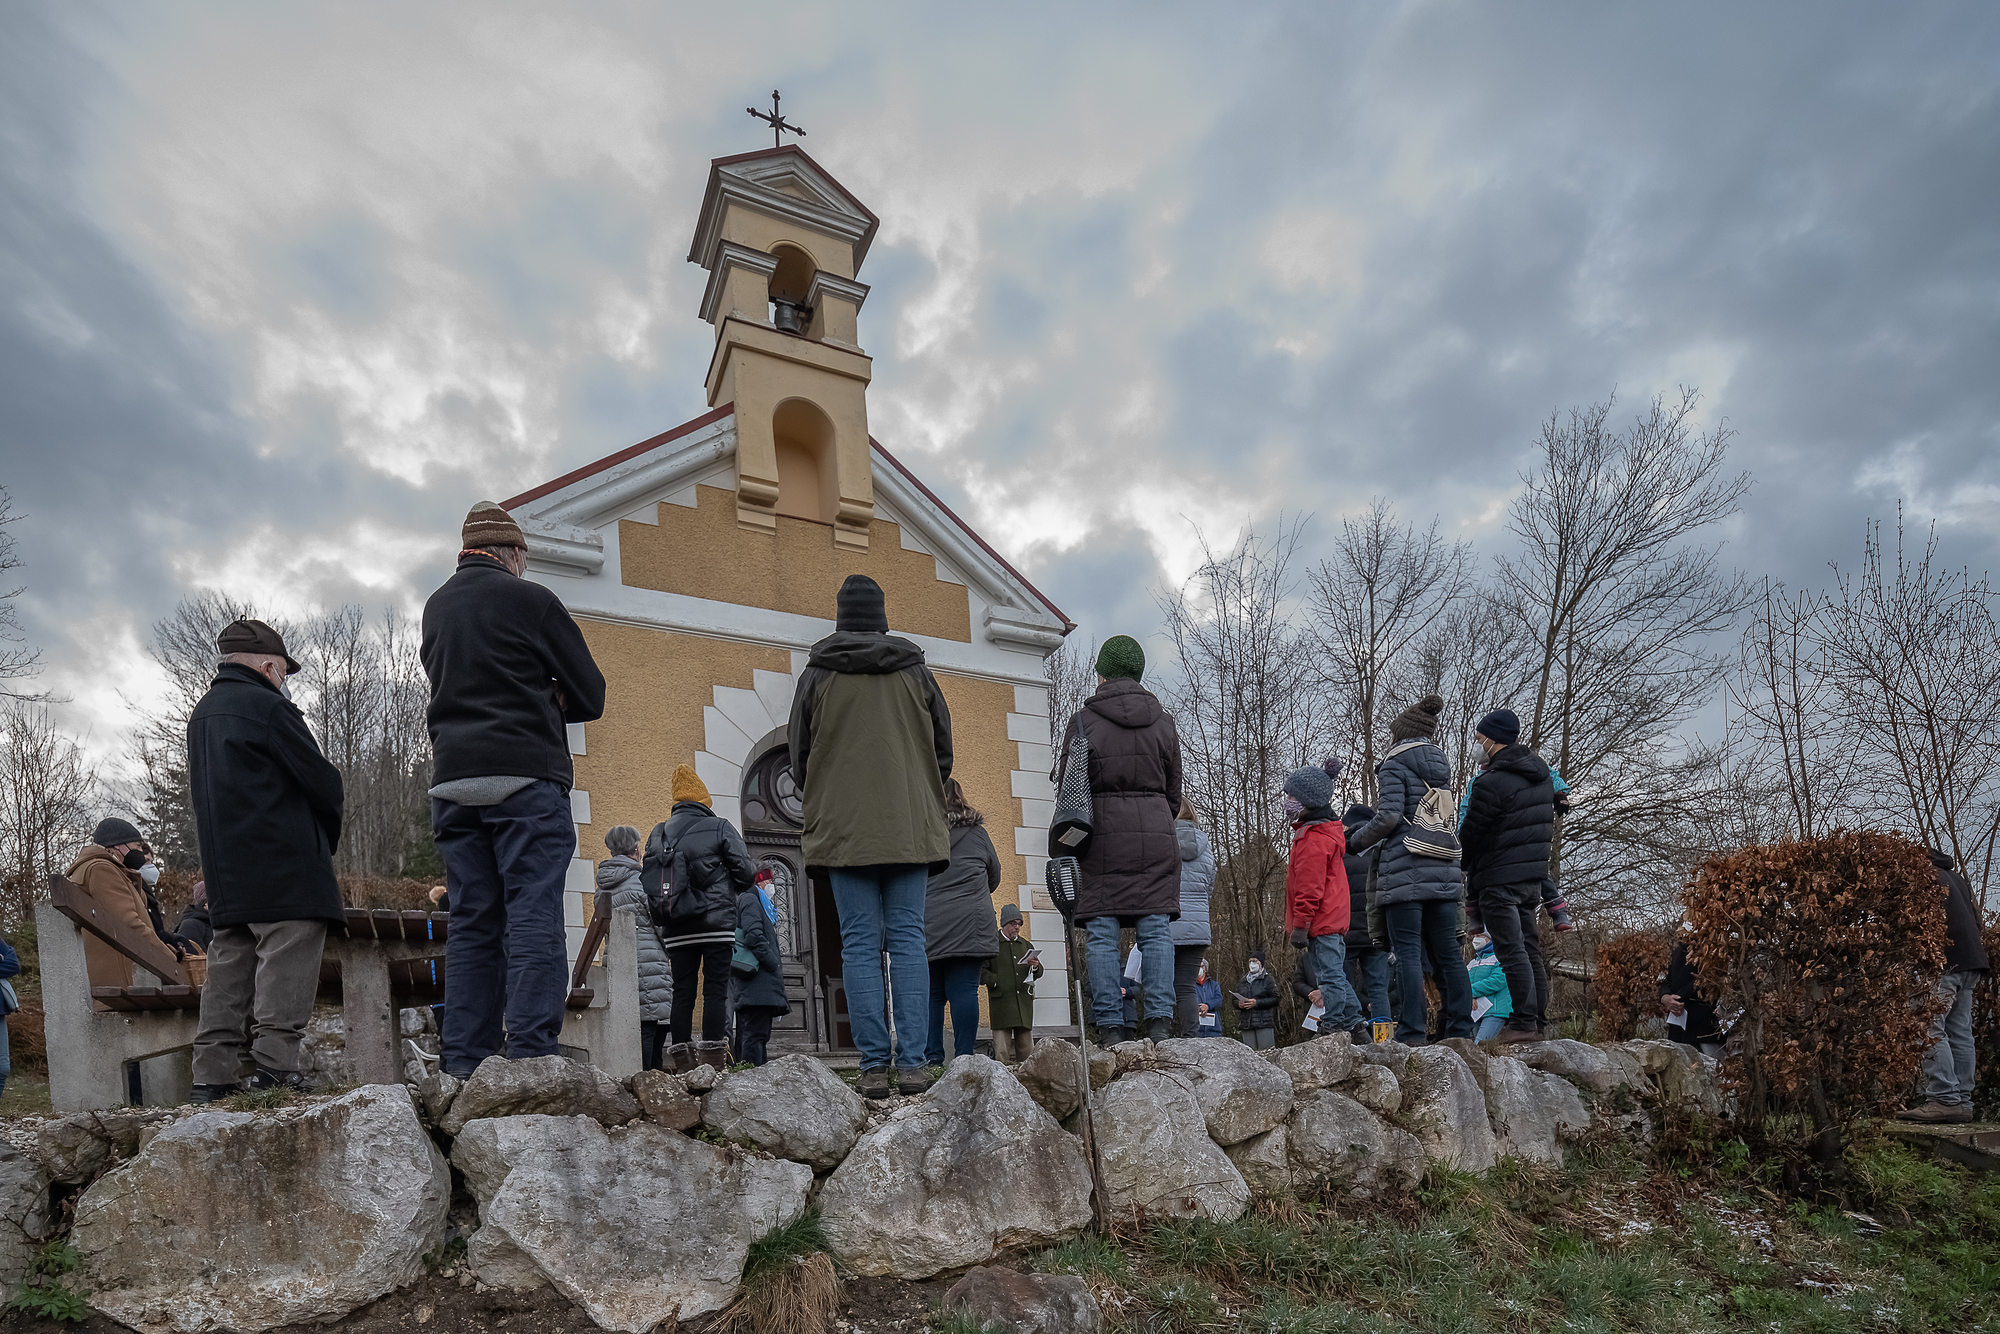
[993,1026,1035,1064]
[192,920,328,1085]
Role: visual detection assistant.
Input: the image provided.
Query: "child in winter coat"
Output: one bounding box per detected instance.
[1281,765,1366,1042]
[1467,934,1513,1042]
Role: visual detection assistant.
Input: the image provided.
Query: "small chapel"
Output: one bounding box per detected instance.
[502,144,1075,1054]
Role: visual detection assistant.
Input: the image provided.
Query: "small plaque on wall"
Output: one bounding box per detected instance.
[1031,885,1057,912]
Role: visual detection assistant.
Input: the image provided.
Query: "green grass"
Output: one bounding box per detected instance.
[1027,1137,2000,1334]
[741,1211,828,1286]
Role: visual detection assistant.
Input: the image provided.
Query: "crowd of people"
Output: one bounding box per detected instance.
[43,499,1985,1122]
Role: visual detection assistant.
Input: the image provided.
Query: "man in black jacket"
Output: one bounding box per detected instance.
[1899,848,1990,1125]
[187,619,347,1100]
[1456,708,1555,1045]
[423,502,606,1077]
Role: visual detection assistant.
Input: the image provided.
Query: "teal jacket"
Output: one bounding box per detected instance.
[1468,948,1512,1019]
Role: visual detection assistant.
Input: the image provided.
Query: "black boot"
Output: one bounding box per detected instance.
[1144,1017,1171,1044]
[245,1066,314,1094]
[856,1066,891,1099]
[1349,1021,1374,1046]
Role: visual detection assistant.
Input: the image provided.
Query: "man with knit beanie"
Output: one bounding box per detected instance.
[645,763,759,1072]
[1281,765,1367,1042]
[422,501,606,1076]
[789,574,954,1097]
[1458,707,1556,1045]
[1349,694,1474,1045]
[1056,634,1184,1045]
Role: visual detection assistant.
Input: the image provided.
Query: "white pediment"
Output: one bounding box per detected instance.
[687,147,880,272]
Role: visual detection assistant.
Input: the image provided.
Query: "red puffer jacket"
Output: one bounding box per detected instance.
[1284,817,1350,938]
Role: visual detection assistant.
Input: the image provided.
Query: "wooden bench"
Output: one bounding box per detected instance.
[39,874,639,1111]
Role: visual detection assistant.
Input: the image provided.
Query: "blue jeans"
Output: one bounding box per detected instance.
[1476,1013,1507,1042]
[434,781,576,1076]
[1310,934,1363,1032]
[1084,914,1172,1031]
[1349,947,1392,1021]
[829,865,930,1071]
[927,958,984,1066]
[1384,899,1474,1045]
[0,1013,11,1102]
[1923,970,1979,1106]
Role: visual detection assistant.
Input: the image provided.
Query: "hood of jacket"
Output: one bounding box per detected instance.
[1177,821,1202,861]
[595,856,640,890]
[806,630,927,675]
[1488,744,1551,784]
[947,806,986,829]
[1085,677,1163,730]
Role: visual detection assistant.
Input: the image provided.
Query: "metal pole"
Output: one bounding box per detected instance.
[1061,907,1109,1229]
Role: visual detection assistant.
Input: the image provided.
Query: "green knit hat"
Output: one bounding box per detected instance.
[1095,635,1145,682]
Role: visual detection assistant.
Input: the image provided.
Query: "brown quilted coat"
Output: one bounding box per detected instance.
[1055,679,1184,922]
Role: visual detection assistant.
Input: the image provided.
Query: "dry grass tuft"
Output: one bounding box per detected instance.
[716,1251,842,1334]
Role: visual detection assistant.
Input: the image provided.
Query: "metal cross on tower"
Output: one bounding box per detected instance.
[747,90,806,148]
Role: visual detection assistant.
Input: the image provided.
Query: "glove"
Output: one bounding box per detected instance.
[1288,926,1309,949]
[160,932,196,960]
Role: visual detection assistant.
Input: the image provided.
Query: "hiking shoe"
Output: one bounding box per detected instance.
[245,1066,314,1093]
[856,1066,891,1099]
[1491,1025,1546,1046]
[1546,897,1577,931]
[189,1083,240,1104]
[1896,1101,1973,1125]
[1144,1017,1171,1044]
[1349,1021,1374,1046]
[667,1043,696,1075]
[694,1041,732,1072]
[897,1066,938,1096]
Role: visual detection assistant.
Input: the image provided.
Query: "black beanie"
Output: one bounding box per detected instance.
[1476,708,1521,746]
[835,574,888,633]
[93,817,143,848]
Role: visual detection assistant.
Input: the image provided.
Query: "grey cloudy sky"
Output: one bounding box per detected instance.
[3,2,1997,759]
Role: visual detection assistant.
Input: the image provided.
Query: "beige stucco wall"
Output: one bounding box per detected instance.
[570,620,789,858]
[620,485,973,641]
[932,671,1028,916]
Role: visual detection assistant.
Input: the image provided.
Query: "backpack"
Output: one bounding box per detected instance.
[1403,781,1463,862]
[640,823,685,930]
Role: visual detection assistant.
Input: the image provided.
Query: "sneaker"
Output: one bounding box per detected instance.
[189,1083,240,1104]
[1491,1025,1546,1046]
[245,1066,314,1093]
[897,1066,938,1096]
[856,1066,891,1099]
[1546,898,1576,932]
[1896,1101,1973,1125]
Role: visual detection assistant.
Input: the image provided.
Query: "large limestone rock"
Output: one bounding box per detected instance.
[32,1108,174,1182]
[819,1056,1093,1279]
[1264,1032,1359,1095]
[944,1266,1103,1334]
[1403,1046,1498,1172]
[454,1114,811,1330]
[1094,1070,1250,1222]
[1223,1124,1293,1197]
[1288,1089,1424,1197]
[1514,1039,1644,1097]
[74,1086,450,1334]
[1341,1063,1403,1116]
[701,1053,866,1169]
[1475,1053,1590,1165]
[439,1055,639,1136]
[0,1146,51,1288]
[1154,1038,1294,1145]
[1354,1039,1414,1078]
[1615,1039,1723,1111]
[1015,1038,1088,1120]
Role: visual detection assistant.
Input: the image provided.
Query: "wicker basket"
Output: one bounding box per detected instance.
[183,954,208,987]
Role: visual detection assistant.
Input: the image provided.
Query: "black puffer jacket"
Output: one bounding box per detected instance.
[735,890,791,1013]
[1458,745,1556,893]
[646,801,759,942]
[1057,679,1183,922]
[1341,806,1376,947]
[1236,968,1280,1030]
[1349,741,1460,906]
[926,818,1003,961]
[1932,849,1992,973]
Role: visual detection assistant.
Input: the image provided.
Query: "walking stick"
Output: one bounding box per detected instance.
[1048,857,1109,1229]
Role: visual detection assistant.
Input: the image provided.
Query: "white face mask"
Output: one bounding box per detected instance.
[139,863,161,886]
[279,678,293,700]
[1246,960,1263,977]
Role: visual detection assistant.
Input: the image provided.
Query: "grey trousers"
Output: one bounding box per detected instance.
[1242,1026,1276,1051]
[193,920,329,1085]
[992,1027,1034,1064]
[1922,970,1979,1107]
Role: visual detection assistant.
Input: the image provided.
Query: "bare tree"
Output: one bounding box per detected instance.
[1158,520,1336,990]
[1044,633,1099,754]
[1383,588,1535,796]
[299,605,433,877]
[1726,580,1853,841]
[1815,514,2000,903]
[1308,500,1473,804]
[0,699,96,921]
[0,488,44,700]
[1491,390,1753,915]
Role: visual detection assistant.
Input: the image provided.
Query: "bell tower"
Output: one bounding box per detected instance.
[687,146,880,551]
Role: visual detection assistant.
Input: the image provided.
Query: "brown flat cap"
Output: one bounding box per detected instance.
[217,618,301,674]
[462,500,526,550]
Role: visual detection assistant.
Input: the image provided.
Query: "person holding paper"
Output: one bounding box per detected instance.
[1281,764,1366,1044]
[1467,934,1512,1041]
[983,904,1042,1063]
[1193,958,1223,1035]
[1234,950,1280,1050]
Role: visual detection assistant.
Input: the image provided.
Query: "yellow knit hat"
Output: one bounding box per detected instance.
[671,764,710,806]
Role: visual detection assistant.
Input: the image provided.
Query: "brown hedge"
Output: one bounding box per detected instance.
[1684,830,1946,1160]
[1593,927,1672,1041]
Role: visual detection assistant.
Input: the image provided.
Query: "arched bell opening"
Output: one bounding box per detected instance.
[768,243,817,334]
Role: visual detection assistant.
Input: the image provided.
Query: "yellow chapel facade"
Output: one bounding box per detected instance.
[502,146,1074,1052]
